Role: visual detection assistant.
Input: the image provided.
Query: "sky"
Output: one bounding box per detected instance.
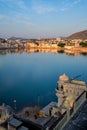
[0,0,87,38]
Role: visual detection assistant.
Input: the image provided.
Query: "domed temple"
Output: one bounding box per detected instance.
[7,74,87,130]
[56,74,87,108]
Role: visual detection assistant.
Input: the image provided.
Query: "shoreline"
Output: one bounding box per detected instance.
[0,47,87,55]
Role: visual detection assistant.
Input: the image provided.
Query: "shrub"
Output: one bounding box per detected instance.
[58,43,65,47]
[80,42,87,47]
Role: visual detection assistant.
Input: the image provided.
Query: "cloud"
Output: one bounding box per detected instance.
[60,0,82,12]
[0,0,27,10]
[60,7,68,12]
[70,0,81,8]
[0,0,33,26]
[31,0,57,14]
[33,5,57,14]
[73,0,81,4]
[0,13,34,28]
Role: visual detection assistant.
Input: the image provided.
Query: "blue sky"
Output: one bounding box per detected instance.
[0,0,87,38]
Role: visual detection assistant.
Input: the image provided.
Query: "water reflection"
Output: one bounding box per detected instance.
[0,49,87,110]
[0,48,87,56]
[80,52,87,55]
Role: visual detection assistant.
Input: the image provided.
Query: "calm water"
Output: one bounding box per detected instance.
[0,51,87,111]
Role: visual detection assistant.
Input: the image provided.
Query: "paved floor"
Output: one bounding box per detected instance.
[63,100,87,130]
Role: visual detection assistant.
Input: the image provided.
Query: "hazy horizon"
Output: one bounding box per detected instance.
[0,0,87,38]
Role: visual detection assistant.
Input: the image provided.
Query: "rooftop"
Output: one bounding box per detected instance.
[39,102,57,116]
[18,126,28,130]
[71,80,86,86]
[31,116,52,126]
[9,117,22,128]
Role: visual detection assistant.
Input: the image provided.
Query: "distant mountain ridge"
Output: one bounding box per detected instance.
[8,36,25,40]
[0,38,4,40]
[1,30,87,40]
[67,30,87,39]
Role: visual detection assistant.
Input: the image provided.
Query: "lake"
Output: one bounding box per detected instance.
[0,50,87,111]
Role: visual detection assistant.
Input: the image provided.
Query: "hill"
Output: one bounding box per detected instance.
[67,30,87,39]
[0,38,4,40]
[8,36,25,40]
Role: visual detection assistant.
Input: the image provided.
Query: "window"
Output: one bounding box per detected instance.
[61,85,63,90]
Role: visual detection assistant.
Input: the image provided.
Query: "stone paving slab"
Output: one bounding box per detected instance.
[63,100,87,130]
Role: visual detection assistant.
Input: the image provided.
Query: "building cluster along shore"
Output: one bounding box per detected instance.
[0,74,87,130]
[0,37,87,51]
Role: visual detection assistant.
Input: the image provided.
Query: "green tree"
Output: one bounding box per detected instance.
[80,42,87,47]
[58,43,65,47]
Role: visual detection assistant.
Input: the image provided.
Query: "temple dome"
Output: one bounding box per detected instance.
[59,73,69,82]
